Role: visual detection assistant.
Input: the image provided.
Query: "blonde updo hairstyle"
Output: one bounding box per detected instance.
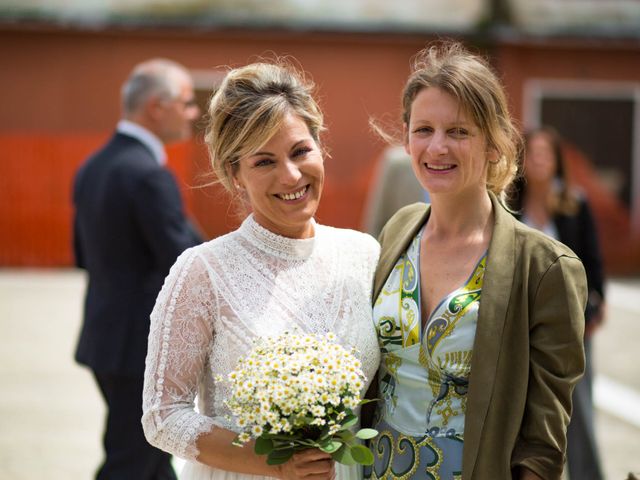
[401,41,521,198]
[205,61,324,193]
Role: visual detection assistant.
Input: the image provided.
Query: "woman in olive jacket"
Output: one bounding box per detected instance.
[365,42,587,480]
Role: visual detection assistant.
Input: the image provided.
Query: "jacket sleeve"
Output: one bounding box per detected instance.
[73,215,85,269]
[132,168,204,273]
[511,254,587,479]
[72,169,86,269]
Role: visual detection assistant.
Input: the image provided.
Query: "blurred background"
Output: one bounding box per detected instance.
[0,0,638,479]
[1,0,640,271]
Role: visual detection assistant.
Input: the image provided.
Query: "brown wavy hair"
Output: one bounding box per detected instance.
[372,40,522,200]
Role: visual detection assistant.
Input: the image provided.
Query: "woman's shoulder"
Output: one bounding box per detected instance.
[378,202,428,245]
[512,215,579,262]
[493,213,587,296]
[160,231,243,294]
[388,202,429,225]
[170,229,241,269]
[318,224,380,253]
[492,195,576,261]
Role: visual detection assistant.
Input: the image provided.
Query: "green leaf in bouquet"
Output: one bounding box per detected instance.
[331,444,356,466]
[254,437,274,455]
[337,429,355,443]
[319,440,342,454]
[261,432,296,441]
[350,444,375,466]
[340,414,358,430]
[272,439,300,451]
[266,448,294,465]
[291,439,320,448]
[355,428,379,440]
[316,433,331,445]
[358,398,379,406]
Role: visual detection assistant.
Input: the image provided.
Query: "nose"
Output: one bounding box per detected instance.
[427,130,447,157]
[279,159,302,186]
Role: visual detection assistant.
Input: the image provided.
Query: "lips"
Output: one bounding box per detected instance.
[275,185,309,201]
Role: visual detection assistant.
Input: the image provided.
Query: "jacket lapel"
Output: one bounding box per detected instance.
[372,196,517,479]
[462,193,517,478]
[373,204,430,301]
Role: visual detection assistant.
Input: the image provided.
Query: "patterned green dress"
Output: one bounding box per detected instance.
[365,227,486,480]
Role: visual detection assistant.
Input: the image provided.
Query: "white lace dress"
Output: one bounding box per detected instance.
[142,215,381,480]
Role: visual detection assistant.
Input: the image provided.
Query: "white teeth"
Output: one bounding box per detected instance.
[427,163,453,171]
[279,186,307,200]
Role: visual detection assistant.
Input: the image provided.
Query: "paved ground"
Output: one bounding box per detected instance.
[0,269,638,480]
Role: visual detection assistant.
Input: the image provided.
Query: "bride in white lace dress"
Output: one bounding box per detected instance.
[142,61,380,480]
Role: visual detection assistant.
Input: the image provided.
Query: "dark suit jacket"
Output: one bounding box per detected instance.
[374,193,587,480]
[73,132,202,376]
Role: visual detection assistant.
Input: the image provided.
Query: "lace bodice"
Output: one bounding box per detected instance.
[142,215,381,461]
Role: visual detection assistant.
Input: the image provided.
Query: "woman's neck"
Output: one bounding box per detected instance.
[426,190,493,242]
[523,181,553,227]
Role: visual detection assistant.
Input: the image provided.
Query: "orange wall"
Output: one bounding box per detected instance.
[0,134,102,266]
[1,26,639,273]
[0,26,433,266]
[495,40,640,122]
[0,133,196,266]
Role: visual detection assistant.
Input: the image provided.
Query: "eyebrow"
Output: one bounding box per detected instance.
[250,139,309,158]
[411,119,473,126]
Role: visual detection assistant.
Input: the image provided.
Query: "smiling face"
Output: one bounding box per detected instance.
[233,111,324,239]
[405,87,491,201]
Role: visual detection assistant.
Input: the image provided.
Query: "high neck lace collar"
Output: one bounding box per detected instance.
[239,214,317,260]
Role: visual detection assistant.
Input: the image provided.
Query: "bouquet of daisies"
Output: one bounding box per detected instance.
[224,331,377,466]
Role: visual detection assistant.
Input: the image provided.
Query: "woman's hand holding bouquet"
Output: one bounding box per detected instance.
[223,332,377,467]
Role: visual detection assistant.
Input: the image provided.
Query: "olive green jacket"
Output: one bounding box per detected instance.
[373,193,587,480]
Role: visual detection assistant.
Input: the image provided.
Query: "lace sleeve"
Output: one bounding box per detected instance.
[142,246,218,460]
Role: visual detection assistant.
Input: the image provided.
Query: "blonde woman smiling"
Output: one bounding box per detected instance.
[142,61,380,480]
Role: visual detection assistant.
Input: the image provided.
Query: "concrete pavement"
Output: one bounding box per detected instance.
[0,269,638,479]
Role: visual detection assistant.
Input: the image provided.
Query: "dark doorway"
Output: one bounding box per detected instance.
[541,97,634,208]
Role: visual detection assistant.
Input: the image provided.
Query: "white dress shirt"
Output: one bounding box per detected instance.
[116,119,166,166]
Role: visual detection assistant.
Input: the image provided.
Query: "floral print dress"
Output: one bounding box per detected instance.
[366,226,486,480]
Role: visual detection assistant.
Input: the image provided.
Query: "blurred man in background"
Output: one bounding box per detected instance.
[73,58,203,480]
